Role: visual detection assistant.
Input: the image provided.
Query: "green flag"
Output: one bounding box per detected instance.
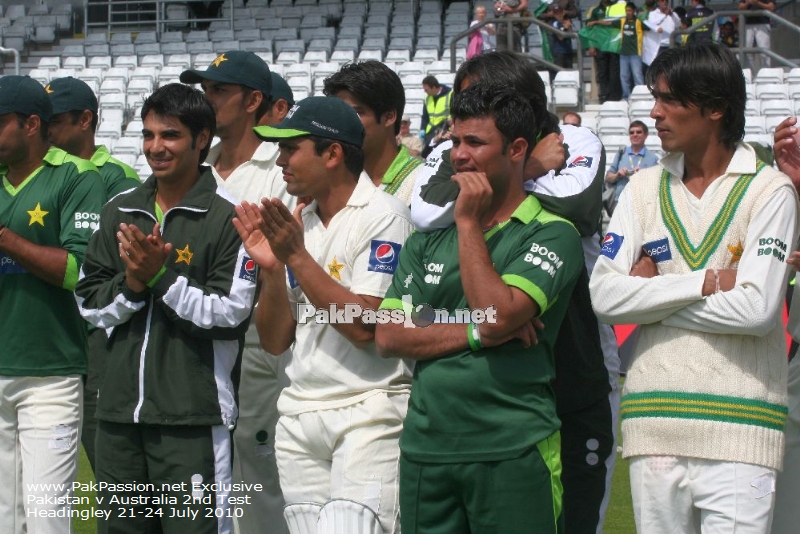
[534,1,554,62]
[578,24,621,53]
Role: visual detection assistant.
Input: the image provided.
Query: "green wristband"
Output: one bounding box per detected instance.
[467,322,483,351]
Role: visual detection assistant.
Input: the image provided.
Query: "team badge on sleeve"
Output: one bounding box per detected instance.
[368,240,401,274]
[238,255,257,283]
[643,238,672,263]
[567,156,593,169]
[600,233,624,259]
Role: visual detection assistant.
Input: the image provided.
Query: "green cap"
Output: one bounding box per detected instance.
[180,50,272,96]
[46,77,99,115]
[253,96,364,147]
[270,72,294,105]
[0,76,52,122]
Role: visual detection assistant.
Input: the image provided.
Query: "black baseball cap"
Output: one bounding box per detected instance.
[0,76,52,122]
[270,72,294,105]
[253,96,364,147]
[46,76,98,115]
[180,50,272,96]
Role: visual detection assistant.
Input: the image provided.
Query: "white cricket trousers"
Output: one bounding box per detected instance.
[275,391,408,534]
[0,375,82,534]
[630,455,776,534]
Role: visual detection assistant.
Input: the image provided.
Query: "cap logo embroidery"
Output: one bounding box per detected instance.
[211,54,228,68]
[286,104,299,118]
[44,85,54,94]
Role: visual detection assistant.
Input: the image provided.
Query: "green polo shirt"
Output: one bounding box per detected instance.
[380,195,583,463]
[0,147,105,375]
[91,145,140,199]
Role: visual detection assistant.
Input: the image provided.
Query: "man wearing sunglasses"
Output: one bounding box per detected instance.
[604,120,660,213]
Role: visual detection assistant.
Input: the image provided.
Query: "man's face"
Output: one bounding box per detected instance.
[650,76,713,154]
[276,137,329,199]
[626,5,636,18]
[422,84,438,97]
[657,0,669,10]
[143,112,208,184]
[628,124,648,149]
[200,80,250,138]
[400,120,411,135]
[450,115,515,190]
[262,99,288,126]
[333,89,388,159]
[563,114,580,127]
[48,111,85,156]
[0,113,28,166]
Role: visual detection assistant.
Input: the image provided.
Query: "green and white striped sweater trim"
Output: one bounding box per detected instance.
[659,161,766,270]
[621,390,787,432]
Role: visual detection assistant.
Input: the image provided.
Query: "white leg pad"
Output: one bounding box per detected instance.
[283,502,323,534]
[317,499,384,534]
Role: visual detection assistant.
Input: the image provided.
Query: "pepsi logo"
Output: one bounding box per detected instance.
[375,243,395,264]
[603,234,615,246]
[244,259,256,274]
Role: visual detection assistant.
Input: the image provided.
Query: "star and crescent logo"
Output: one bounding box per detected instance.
[175,244,193,265]
[28,202,49,226]
[211,54,228,68]
[327,256,345,281]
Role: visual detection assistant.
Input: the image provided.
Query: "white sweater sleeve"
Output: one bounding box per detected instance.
[589,186,708,325]
[660,186,799,336]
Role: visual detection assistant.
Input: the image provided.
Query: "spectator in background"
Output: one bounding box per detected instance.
[397,115,424,158]
[586,0,622,102]
[685,0,715,43]
[563,110,582,126]
[549,5,574,76]
[494,0,528,52]
[719,20,739,48]
[642,0,680,71]
[469,5,496,56]
[539,0,579,23]
[420,75,453,157]
[738,0,775,72]
[604,120,659,212]
[619,1,645,100]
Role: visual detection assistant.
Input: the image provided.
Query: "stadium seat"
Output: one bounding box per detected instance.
[37,56,60,70]
[760,99,794,117]
[754,67,784,86]
[104,67,130,83]
[29,68,50,85]
[303,49,328,65]
[63,57,86,70]
[386,49,410,64]
[628,100,653,119]
[745,99,760,116]
[113,136,142,156]
[89,56,113,70]
[598,116,630,137]
[188,41,215,55]
[100,78,127,95]
[166,54,192,69]
[140,54,165,69]
[755,83,789,100]
[599,100,629,119]
[135,42,161,56]
[744,115,766,135]
[115,55,139,70]
[358,49,384,62]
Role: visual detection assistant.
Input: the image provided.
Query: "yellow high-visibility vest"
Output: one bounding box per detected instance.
[424,90,452,134]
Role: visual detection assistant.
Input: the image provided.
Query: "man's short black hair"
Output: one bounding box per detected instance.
[322,61,406,136]
[646,42,745,149]
[309,135,364,177]
[422,75,440,88]
[142,83,216,163]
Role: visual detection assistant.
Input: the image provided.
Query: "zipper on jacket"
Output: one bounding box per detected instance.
[132,296,155,423]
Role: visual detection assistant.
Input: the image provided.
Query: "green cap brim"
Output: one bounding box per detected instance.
[253,125,311,142]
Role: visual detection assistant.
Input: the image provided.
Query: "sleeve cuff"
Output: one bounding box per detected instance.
[501,273,550,314]
[62,253,79,291]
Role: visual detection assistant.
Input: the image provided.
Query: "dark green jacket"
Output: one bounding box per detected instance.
[75,167,257,427]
